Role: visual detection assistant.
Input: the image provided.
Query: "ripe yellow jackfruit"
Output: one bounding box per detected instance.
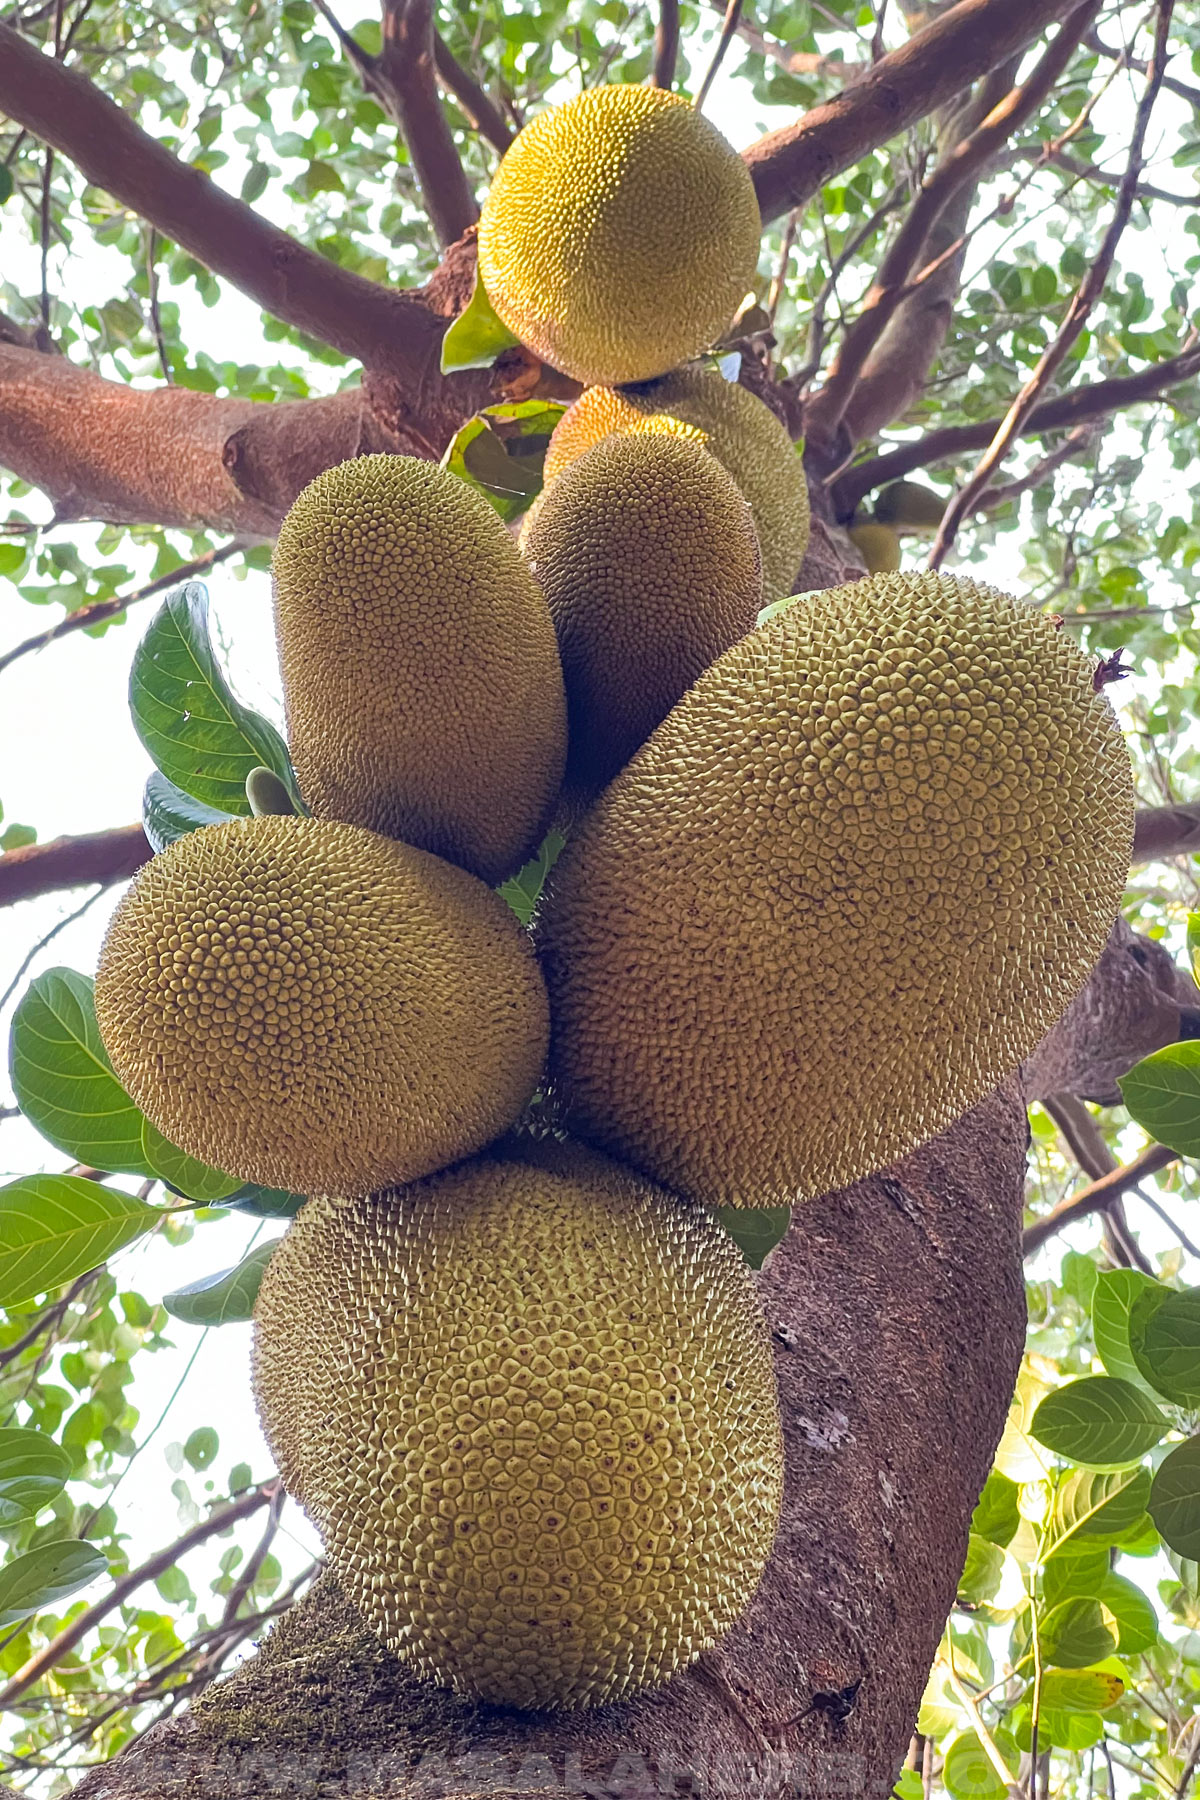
[540,573,1134,1207]
[95,817,548,1197]
[273,454,566,886]
[848,520,902,573]
[544,367,810,601]
[520,433,762,792]
[252,1138,782,1710]
[477,86,761,387]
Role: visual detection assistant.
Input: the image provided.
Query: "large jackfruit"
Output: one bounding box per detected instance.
[477,86,761,388]
[95,817,548,1196]
[544,367,810,602]
[540,573,1134,1208]
[252,1138,782,1710]
[273,454,566,886]
[520,433,762,792]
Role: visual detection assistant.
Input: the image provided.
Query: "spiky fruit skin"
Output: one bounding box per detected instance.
[477,86,761,387]
[520,434,762,793]
[544,368,810,602]
[251,1140,783,1711]
[272,454,566,886]
[94,817,549,1197]
[848,521,902,573]
[540,573,1135,1207]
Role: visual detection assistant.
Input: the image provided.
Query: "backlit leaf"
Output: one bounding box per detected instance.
[0,1540,107,1628]
[164,1241,278,1325]
[1149,1436,1200,1558]
[0,1176,158,1308]
[1119,1042,1200,1155]
[1031,1377,1167,1470]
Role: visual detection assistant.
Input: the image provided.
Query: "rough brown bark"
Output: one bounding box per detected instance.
[70,1084,1028,1800]
[1131,799,1200,865]
[744,0,1082,224]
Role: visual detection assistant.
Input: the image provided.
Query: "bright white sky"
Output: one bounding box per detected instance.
[0,7,1196,1734]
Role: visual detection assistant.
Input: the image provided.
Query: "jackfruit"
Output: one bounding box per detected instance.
[520,433,762,792]
[477,86,761,388]
[95,816,548,1197]
[874,479,947,534]
[252,1138,783,1710]
[544,367,810,601]
[273,454,566,886]
[848,520,902,573]
[540,573,1134,1207]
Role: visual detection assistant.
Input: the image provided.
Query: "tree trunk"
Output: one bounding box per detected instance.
[71,1082,1028,1799]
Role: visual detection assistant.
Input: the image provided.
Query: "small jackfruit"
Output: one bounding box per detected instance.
[873,480,947,533]
[273,454,566,886]
[540,573,1134,1208]
[848,520,902,573]
[477,86,761,388]
[520,433,762,792]
[544,366,810,601]
[95,817,548,1196]
[252,1138,783,1710]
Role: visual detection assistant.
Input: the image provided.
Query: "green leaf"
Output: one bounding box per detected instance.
[142,770,235,854]
[184,1426,219,1469]
[163,1241,277,1325]
[0,1540,107,1628]
[139,1120,240,1204]
[972,1470,1021,1547]
[716,1207,791,1269]
[129,582,297,812]
[0,1429,72,1525]
[1098,1573,1158,1653]
[1188,910,1200,980]
[439,264,520,373]
[1038,1596,1119,1667]
[1092,1269,1164,1388]
[1119,1041,1200,1155]
[9,969,156,1176]
[0,1176,159,1308]
[958,1533,1004,1604]
[1168,1548,1200,1594]
[0,824,36,851]
[498,828,566,926]
[1053,1466,1153,1543]
[0,167,13,205]
[1043,1539,1111,1608]
[441,400,566,524]
[1039,1667,1126,1714]
[943,1730,1018,1798]
[223,1184,307,1218]
[1030,1377,1168,1470]
[1148,1436,1200,1558]
[1135,1286,1200,1405]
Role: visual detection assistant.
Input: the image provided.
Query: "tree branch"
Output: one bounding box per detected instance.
[376,0,479,247]
[0,24,444,367]
[1023,1144,1178,1256]
[0,825,151,908]
[652,0,680,89]
[1132,801,1200,866]
[432,33,514,154]
[0,541,246,679]
[926,0,1176,567]
[743,0,1086,225]
[804,0,1099,452]
[0,1481,279,1714]
[829,341,1200,518]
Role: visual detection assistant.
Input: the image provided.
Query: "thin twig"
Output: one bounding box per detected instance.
[927,0,1177,567]
[216,1481,285,1628]
[1023,1144,1179,1256]
[693,0,744,111]
[145,227,171,383]
[0,540,244,680]
[1134,1186,1200,1260]
[652,0,680,89]
[0,1269,102,1376]
[38,146,53,339]
[0,886,106,1014]
[870,0,888,62]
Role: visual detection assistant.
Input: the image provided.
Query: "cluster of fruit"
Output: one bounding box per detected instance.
[92,84,1134,1712]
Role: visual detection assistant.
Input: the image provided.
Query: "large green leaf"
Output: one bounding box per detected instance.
[139,1121,240,1204]
[9,969,156,1176]
[142,770,235,853]
[223,1184,307,1218]
[1148,1436,1200,1558]
[0,1428,72,1526]
[439,264,520,373]
[163,1241,278,1325]
[0,1540,107,1628]
[1043,1540,1111,1608]
[1052,1466,1152,1543]
[1119,1042,1200,1155]
[0,1176,159,1308]
[1039,1668,1126,1714]
[942,1730,1018,1798]
[971,1470,1021,1547]
[1031,1377,1168,1470]
[129,583,296,813]
[957,1533,1004,1605]
[1098,1573,1158,1653]
[716,1207,791,1269]
[1092,1269,1164,1389]
[442,400,567,523]
[1038,1596,1119,1668]
[1134,1287,1200,1405]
